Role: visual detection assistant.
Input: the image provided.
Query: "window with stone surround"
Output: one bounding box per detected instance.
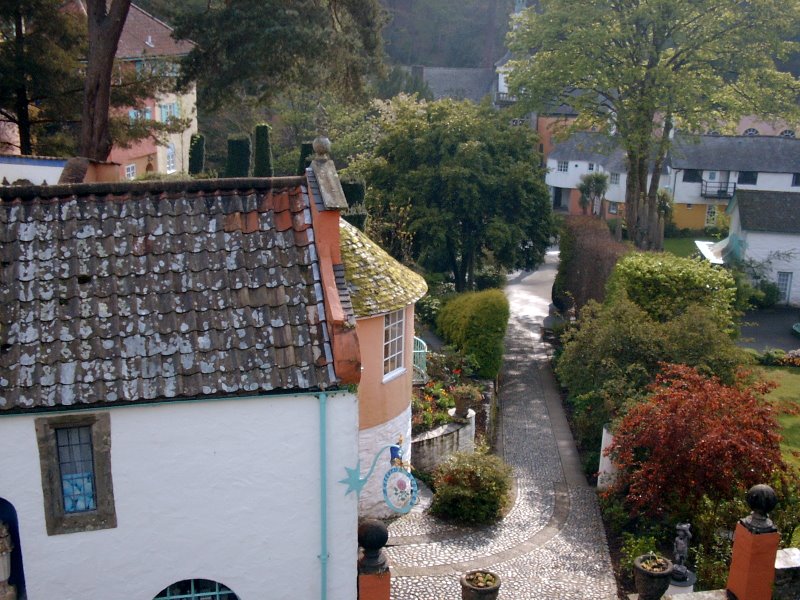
[383,309,406,380]
[35,412,116,536]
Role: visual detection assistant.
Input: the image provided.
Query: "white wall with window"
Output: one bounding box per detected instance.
[0,391,359,599]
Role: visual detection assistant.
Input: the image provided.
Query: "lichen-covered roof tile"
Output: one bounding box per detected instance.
[338,219,427,318]
[0,178,339,411]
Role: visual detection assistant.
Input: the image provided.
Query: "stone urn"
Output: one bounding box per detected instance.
[452,384,482,419]
[460,569,501,600]
[633,553,673,600]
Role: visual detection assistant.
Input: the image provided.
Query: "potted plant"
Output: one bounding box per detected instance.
[460,569,501,600]
[452,384,481,419]
[633,552,673,600]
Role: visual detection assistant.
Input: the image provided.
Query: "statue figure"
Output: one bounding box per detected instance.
[672,523,692,582]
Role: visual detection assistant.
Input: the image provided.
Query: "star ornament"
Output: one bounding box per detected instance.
[339,460,367,497]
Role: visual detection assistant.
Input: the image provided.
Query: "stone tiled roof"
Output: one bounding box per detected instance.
[0,178,341,411]
[734,190,800,234]
[338,219,427,318]
[670,134,800,173]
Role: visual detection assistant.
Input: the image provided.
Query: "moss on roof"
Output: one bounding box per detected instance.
[339,218,427,318]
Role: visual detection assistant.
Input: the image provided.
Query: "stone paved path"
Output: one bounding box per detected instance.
[387,250,618,599]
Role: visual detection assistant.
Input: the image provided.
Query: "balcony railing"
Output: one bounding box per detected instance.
[412,336,428,385]
[495,92,518,106]
[700,181,736,199]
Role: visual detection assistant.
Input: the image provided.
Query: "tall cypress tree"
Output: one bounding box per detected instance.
[253,124,274,177]
[225,135,251,178]
[188,133,205,175]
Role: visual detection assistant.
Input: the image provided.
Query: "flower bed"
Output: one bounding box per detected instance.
[412,381,455,435]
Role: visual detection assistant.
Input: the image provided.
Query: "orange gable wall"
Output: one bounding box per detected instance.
[356,304,415,430]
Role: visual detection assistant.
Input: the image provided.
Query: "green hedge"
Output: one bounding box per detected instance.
[225,134,251,177]
[437,289,509,379]
[253,123,274,177]
[188,134,205,175]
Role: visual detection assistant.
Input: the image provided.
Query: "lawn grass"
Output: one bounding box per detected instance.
[760,366,800,470]
[663,237,713,258]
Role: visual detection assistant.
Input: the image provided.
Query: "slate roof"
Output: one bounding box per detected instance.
[413,67,496,103]
[339,219,427,318]
[670,134,800,173]
[0,178,344,412]
[116,4,195,60]
[734,190,800,234]
[548,132,623,167]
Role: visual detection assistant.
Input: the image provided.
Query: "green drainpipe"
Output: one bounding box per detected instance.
[318,392,329,600]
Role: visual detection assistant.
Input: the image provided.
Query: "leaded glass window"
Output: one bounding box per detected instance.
[56,426,97,513]
[154,579,239,600]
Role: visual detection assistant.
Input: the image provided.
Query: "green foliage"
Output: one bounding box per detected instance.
[577,172,609,215]
[188,134,205,175]
[431,452,513,524]
[174,0,385,109]
[373,65,433,100]
[297,142,314,175]
[341,180,367,230]
[252,123,274,177]
[0,0,86,155]
[225,135,251,177]
[424,349,478,387]
[351,95,552,291]
[437,290,510,379]
[620,533,659,576]
[608,253,738,331]
[474,265,506,291]
[556,298,750,455]
[756,280,781,308]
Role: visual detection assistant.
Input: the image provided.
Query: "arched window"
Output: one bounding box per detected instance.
[154,579,239,600]
[780,129,796,138]
[743,128,759,136]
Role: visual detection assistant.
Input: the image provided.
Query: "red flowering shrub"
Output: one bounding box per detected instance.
[607,364,784,519]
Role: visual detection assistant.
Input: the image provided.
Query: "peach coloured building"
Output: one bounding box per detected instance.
[339,219,427,518]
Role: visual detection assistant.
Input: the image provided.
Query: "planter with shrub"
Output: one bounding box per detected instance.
[431,452,512,524]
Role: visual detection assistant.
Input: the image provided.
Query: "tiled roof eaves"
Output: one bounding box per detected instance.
[305,168,326,213]
[0,177,306,202]
[339,219,427,318]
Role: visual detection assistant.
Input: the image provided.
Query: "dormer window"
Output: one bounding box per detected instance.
[780,129,796,138]
[557,161,568,172]
[743,128,759,136]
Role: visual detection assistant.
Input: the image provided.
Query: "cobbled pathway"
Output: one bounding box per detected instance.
[386,250,618,599]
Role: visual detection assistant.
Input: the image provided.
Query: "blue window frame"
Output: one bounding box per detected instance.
[154,579,239,600]
[56,426,97,513]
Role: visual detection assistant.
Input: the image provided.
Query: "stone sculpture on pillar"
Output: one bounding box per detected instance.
[0,521,16,600]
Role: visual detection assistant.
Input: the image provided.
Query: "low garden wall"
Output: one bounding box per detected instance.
[411,409,475,473]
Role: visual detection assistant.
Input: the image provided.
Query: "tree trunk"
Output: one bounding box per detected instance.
[80,0,132,161]
[13,8,32,155]
[645,116,673,252]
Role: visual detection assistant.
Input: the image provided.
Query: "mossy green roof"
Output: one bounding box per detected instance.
[339,218,427,318]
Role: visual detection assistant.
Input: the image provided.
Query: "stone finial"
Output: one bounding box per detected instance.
[0,521,12,554]
[313,103,331,159]
[358,519,389,574]
[741,484,778,534]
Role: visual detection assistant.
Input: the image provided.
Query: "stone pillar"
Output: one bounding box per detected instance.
[726,484,781,600]
[358,520,390,600]
[773,547,800,600]
[597,425,617,491]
